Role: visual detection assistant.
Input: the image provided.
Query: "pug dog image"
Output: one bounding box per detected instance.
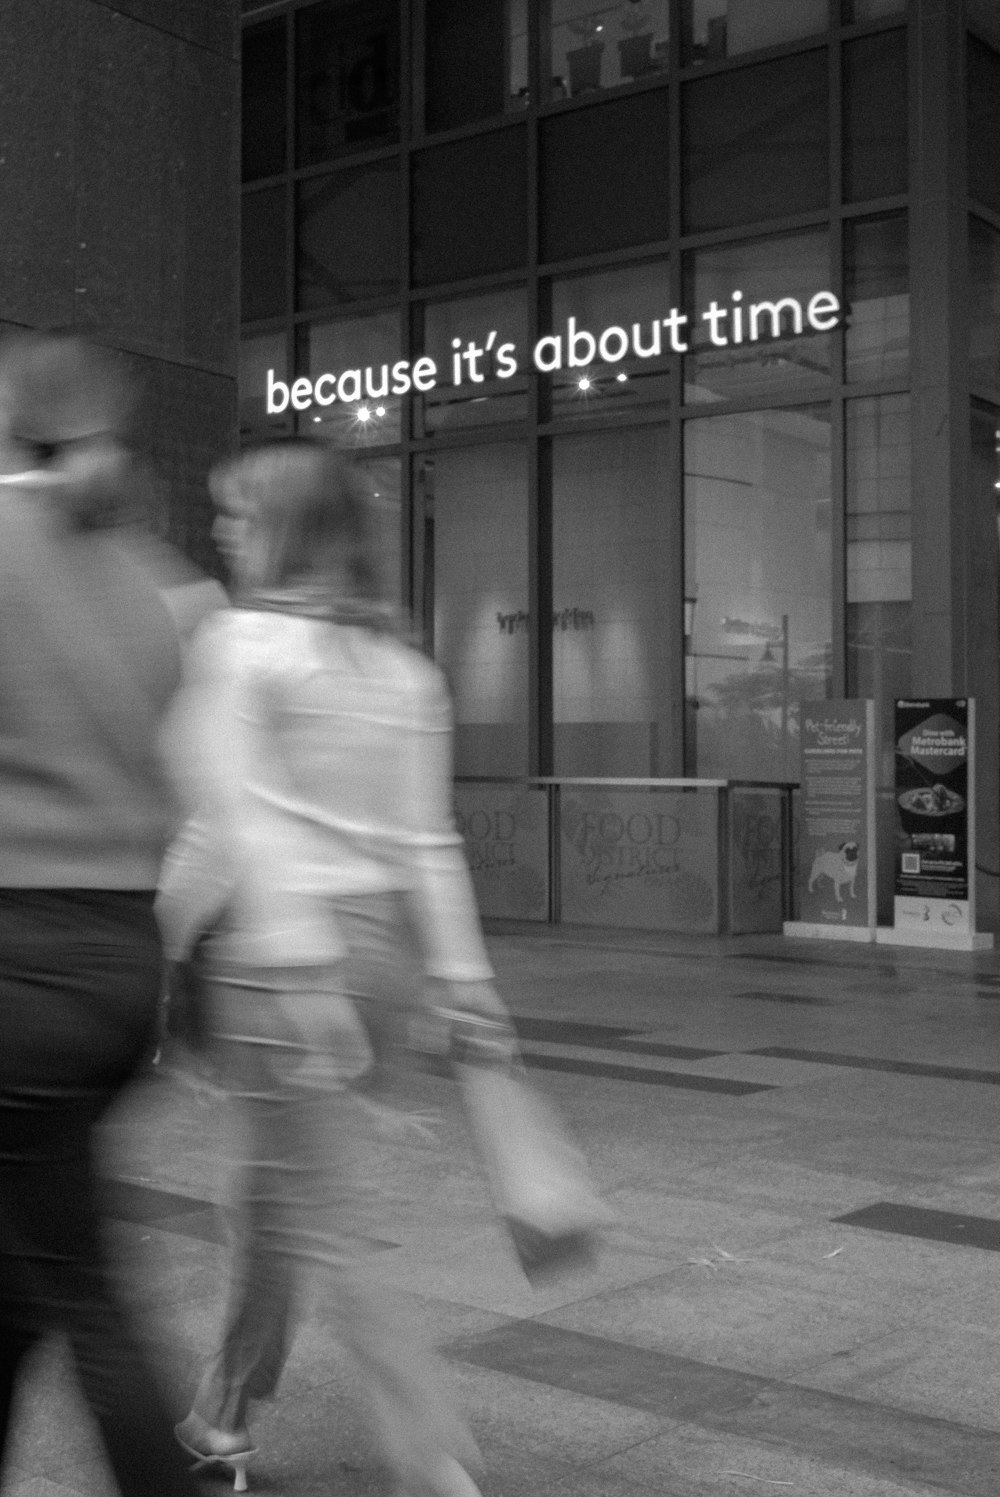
[808,841,859,901]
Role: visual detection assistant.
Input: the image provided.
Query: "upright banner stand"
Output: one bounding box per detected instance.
[785,700,877,943]
[877,697,993,951]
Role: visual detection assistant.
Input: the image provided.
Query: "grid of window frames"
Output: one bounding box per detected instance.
[238,0,993,784]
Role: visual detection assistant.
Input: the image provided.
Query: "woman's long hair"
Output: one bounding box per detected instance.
[214,438,396,627]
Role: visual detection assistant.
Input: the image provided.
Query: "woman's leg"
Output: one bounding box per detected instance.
[188,975,344,1434]
[0,888,199,1497]
[326,897,483,1496]
[188,941,482,1495]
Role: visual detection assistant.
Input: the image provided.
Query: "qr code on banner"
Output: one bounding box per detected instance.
[901,853,921,874]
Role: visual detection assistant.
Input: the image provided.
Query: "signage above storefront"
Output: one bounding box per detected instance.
[265,288,843,413]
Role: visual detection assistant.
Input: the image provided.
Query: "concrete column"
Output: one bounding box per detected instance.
[908,0,999,928]
[0,0,240,575]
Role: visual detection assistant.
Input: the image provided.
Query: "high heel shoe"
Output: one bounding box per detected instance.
[175,1412,258,1492]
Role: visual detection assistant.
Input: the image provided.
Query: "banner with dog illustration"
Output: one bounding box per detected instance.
[891,698,972,936]
[786,700,876,940]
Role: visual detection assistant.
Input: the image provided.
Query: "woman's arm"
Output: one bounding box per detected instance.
[395,659,497,987]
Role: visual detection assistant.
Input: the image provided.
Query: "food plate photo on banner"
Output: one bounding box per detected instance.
[785,700,877,943]
[877,698,992,950]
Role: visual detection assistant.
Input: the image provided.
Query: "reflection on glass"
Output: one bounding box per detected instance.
[539,92,671,261]
[425,0,529,128]
[843,30,907,203]
[547,260,672,415]
[682,52,828,232]
[419,288,528,434]
[845,214,909,383]
[242,187,287,323]
[411,130,527,286]
[969,40,1000,219]
[239,332,291,443]
[846,395,911,749]
[295,0,400,166]
[243,19,286,182]
[295,163,400,311]
[550,0,669,101]
[970,216,1000,393]
[684,407,832,781]
[509,0,529,104]
[967,0,1000,49]
[841,0,906,20]
[682,0,826,65]
[355,454,402,606]
[295,312,402,446]
[553,426,673,776]
[420,445,529,776]
[685,231,832,403]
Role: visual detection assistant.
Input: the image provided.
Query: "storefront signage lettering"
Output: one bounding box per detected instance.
[453,784,550,921]
[265,289,842,413]
[497,608,596,634]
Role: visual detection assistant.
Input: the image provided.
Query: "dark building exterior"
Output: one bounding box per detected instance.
[240,0,1000,933]
[0,0,241,574]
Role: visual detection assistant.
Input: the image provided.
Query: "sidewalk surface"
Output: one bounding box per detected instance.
[7,922,1000,1497]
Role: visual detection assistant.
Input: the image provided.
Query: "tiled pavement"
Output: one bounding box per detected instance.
[8,923,1000,1496]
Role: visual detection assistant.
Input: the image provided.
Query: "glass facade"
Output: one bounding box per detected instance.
[845,394,912,723]
[237,0,1000,841]
[685,407,832,782]
[553,425,673,775]
[419,442,530,777]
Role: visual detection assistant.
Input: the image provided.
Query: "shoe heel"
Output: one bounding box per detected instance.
[229,1454,251,1493]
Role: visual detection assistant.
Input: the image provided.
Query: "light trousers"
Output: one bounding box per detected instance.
[191,894,479,1491]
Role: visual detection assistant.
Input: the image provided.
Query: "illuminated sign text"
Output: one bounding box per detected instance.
[265,289,842,413]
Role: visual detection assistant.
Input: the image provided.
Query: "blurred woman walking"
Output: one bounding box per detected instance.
[157,438,510,1497]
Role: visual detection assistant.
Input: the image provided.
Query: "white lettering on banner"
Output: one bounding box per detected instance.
[263,289,843,413]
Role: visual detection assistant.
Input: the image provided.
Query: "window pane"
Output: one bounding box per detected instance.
[682,0,826,65]
[684,407,833,781]
[970,216,1000,394]
[419,287,528,434]
[547,259,672,415]
[239,331,291,442]
[846,394,912,727]
[553,426,674,777]
[295,162,399,311]
[295,0,400,167]
[540,92,670,262]
[412,129,527,286]
[843,29,908,202]
[969,37,1000,216]
[242,186,286,322]
[845,213,909,382]
[355,455,402,606]
[842,0,906,20]
[685,231,832,403]
[295,311,402,445]
[425,0,528,128]
[242,19,286,182]
[682,51,828,233]
[549,0,669,100]
[968,0,1000,50]
[421,444,529,777]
